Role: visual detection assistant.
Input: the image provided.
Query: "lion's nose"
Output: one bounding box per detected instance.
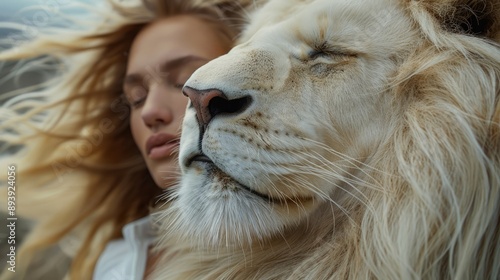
[183,86,252,129]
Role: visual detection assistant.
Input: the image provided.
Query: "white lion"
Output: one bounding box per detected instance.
[153,0,500,279]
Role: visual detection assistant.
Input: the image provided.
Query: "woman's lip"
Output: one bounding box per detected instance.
[146,133,179,158]
[148,141,179,159]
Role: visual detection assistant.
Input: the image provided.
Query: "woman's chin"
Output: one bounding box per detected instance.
[149,158,179,189]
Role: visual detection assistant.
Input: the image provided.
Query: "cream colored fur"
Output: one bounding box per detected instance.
[152,0,500,279]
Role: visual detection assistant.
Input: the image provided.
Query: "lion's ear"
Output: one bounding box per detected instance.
[418,0,500,40]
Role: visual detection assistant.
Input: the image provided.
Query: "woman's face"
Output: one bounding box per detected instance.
[125,15,231,188]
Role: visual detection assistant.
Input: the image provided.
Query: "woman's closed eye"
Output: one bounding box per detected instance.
[126,86,148,108]
[168,62,206,90]
[173,82,185,89]
[168,71,192,90]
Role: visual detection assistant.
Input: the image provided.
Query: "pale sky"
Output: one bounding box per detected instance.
[0,0,102,38]
[0,0,100,21]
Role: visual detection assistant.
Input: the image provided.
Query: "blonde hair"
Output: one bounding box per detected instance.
[0,0,249,279]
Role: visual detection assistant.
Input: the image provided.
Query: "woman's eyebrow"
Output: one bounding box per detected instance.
[123,73,143,89]
[159,55,208,73]
[123,55,208,89]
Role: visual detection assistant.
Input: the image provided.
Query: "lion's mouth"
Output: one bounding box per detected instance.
[187,154,314,205]
[188,153,273,201]
[188,154,213,165]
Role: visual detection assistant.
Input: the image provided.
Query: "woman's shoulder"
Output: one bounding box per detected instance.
[93,216,155,280]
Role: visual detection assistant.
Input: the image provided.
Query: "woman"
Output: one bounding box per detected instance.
[0,0,250,279]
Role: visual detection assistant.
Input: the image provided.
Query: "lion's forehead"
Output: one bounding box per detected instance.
[187,0,415,94]
[240,0,413,57]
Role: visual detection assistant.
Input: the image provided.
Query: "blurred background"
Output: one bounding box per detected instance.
[0,0,102,95]
[1,1,99,278]
[1,1,56,96]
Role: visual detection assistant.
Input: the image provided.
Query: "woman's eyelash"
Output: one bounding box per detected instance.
[129,97,145,108]
[124,92,146,108]
[133,98,145,106]
[124,80,186,108]
[125,86,148,108]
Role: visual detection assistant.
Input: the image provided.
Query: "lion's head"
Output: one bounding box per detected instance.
[155,0,500,278]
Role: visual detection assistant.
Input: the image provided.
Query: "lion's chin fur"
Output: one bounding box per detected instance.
[151,0,500,279]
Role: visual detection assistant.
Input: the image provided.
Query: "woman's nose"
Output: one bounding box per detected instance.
[141,85,173,129]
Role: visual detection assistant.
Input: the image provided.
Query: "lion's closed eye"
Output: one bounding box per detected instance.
[308,42,357,60]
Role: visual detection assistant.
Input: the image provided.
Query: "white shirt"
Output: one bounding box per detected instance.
[93,216,155,280]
